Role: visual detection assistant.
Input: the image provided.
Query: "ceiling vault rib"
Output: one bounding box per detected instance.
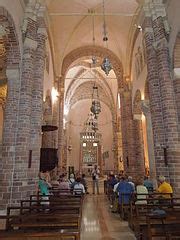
[49,13,138,17]
[65,77,117,80]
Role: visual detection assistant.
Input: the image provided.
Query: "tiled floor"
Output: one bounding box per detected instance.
[81,193,136,240]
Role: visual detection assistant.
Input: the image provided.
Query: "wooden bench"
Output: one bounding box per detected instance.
[129,194,179,227]
[146,210,180,239]
[0,195,83,240]
[131,201,180,239]
[0,229,80,239]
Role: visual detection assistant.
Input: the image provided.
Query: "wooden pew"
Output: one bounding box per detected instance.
[0,229,80,239]
[146,209,180,239]
[128,192,175,227]
[131,200,180,239]
[0,194,83,240]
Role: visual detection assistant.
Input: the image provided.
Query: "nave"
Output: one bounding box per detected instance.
[81,194,136,240]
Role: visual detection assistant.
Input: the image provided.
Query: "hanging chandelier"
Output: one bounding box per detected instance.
[90,13,101,120]
[101,0,112,76]
[90,83,101,119]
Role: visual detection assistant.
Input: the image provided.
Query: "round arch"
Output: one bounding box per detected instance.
[0,6,20,67]
[61,45,124,88]
[59,45,123,171]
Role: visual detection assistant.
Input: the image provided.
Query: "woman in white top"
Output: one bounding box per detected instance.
[73,177,85,195]
[135,178,148,205]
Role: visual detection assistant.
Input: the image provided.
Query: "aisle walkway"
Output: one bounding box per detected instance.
[80,194,136,240]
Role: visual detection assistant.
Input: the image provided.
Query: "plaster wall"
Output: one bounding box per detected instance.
[66,99,114,171]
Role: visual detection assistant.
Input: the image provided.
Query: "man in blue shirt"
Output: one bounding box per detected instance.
[116,176,134,204]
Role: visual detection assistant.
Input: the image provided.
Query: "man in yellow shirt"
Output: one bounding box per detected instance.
[157,175,173,198]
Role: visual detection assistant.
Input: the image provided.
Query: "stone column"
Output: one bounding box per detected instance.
[98,144,102,172]
[11,1,38,204]
[173,68,180,125]
[141,100,157,186]
[0,68,20,210]
[173,33,180,125]
[143,3,168,179]
[52,79,59,149]
[133,116,145,176]
[143,1,180,191]
[31,9,47,181]
[120,90,136,177]
[58,78,65,172]
[112,119,118,172]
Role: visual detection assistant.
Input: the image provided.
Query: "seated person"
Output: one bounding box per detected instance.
[38,172,50,205]
[58,175,70,195]
[157,175,173,199]
[73,177,85,195]
[135,178,148,205]
[68,173,75,188]
[116,176,134,205]
[51,175,59,186]
[143,176,154,192]
[128,176,135,191]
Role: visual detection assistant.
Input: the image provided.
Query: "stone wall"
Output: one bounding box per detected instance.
[0,2,47,209]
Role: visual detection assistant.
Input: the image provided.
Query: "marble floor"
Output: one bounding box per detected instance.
[81,182,136,240]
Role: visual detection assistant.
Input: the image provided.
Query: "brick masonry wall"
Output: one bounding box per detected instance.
[173,33,180,126]
[143,16,169,179]
[30,18,47,193]
[121,90,136,177]
[0,7,21,210]
[143,1,180,192]
[0,69,20,209]
[0,4,47,209]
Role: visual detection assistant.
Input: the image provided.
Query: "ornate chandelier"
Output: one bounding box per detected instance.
[101,57,112,76]
[90,15,101,120]
[90,83,101,119]
[101,0,112,76]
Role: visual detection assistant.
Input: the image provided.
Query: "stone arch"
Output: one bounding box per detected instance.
[65,68,115,111]
[0,7,21,209]
[0,7,20,67]
[0,6,20,108]
[61,45,124,88]
[59,46,123,171]
[0,7,21,144]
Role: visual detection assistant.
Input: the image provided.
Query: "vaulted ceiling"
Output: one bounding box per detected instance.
[43,0,142,119]
[45,0,141,75]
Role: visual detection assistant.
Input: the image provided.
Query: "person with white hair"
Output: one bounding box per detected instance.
[157,175,173,198]
[128,176,135,191]
[68,173,75,185]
